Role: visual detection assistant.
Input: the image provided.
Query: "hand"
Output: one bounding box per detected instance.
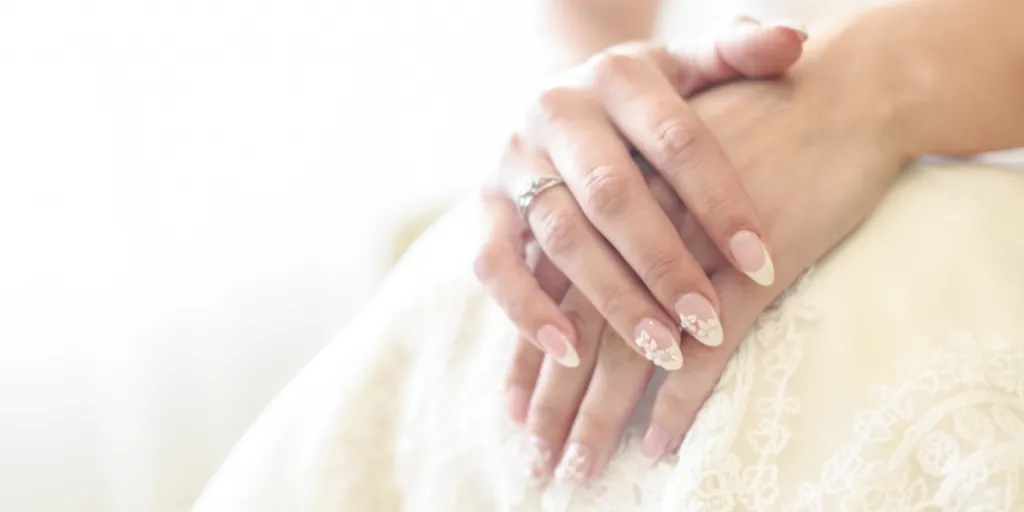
[474,20,808,375]
[509,44,910,481]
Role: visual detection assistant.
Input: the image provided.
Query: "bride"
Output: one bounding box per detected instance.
[193,0,1024,510]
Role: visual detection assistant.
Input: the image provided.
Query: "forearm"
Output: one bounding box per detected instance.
[811,0,1024,158]
[542,0,660,67]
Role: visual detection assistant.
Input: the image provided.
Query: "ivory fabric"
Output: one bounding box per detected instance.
[193,163,1024,511]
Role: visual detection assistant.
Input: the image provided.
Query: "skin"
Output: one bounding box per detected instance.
[475,20,806,377]
[503,0,1024,482]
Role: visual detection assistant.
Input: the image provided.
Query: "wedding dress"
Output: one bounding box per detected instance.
[192,1,1024,510]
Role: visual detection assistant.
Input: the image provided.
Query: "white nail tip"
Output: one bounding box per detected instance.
[557,344,580,368]
[745,246,776,287]
[767,20,808,39]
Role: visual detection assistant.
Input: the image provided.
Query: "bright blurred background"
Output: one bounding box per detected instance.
[0,0,877,510]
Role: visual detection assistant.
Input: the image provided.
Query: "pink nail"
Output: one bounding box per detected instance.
[633,318,683,370]
[555,443,591,483]
[641,425,673,460]
[537,325,579,368]
[728,230,775,286]
[674,293,723,347]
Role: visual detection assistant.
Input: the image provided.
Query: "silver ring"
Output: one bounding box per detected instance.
[513,176,566,219]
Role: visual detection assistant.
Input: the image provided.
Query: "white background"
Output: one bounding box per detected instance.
[0,1,551,510]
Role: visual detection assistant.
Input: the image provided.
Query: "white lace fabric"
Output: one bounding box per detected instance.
[192,165,1024,511]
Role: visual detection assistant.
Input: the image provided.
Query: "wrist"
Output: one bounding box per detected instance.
[789,18,926,165]
[796,0,1024,158]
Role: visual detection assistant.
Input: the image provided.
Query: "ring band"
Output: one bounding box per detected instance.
[513,176,566,219]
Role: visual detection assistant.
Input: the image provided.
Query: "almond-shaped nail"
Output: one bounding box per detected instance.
[640,425,673,460]
[767,20,808,41]
[555,443,591,483]
[634,318,683,370]
[537,325,579,368]
[674,293,723,347]
[729,229,775,287]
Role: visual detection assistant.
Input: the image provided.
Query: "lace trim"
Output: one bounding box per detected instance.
[496,269,1024,510]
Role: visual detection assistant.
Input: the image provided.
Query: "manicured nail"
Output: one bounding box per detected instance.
[768,20,808,41]
[640,425,673,460]
[506,386,530,425]
[525,435,552,482]
[634,318,683,370]
[555,443,591,483]
[674,293,723,347]
[537,325,579,368]
[729,230,775,287]
[734,15,762,27]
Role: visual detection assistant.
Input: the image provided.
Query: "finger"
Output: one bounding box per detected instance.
[474,184,580,367]
[527,92,726,351]
[640,268,777,460]
[505,149,687,370]
[505,250,571,424]
[505,336,543,425]
[662,18,807,95]
[524,288,603,480]
[646,171,722,271]
[593,52,778,289]
[554,322,653,483]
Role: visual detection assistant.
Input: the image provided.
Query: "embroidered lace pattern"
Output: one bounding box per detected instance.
[498,269,1024,511]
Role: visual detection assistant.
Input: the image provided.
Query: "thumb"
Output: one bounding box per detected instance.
[664,18,807,96]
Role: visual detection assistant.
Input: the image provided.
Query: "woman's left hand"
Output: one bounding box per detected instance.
[509,32,917,481]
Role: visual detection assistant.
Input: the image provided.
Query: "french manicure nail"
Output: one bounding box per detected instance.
[640,425,673,460]
[537,325,580,368]
[729,229,775,287]
[674,293,723,347]
[634,318,683,370]
[555,443,591,483]
[768,20,808,41]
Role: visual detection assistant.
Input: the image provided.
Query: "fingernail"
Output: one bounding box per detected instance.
[640,425,673,460]
[634,318,683,370]
[554,443,591,483]
[674,293,723,347]
[525,435,553,482]
[537,325,580,368]
[729,230,775,287]
[767,20,808,41]
[506,386,530,425]
[734,16,762,27]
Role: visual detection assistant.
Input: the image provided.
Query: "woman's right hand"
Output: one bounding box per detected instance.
[474,20,807,371]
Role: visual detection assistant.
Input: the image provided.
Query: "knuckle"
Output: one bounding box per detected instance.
[572,409,617,438]
[651,120,703,167]
[641,251,687,288]
[580,166,635,217]
[531,87,578,126]
[657,386,689,412]
[588,52,636,86]
[529,401,569,429]
[700,187,745,226]
[596,286,633,320]
[472,243,504,283]
[534,209,585,257]
[502,292,533,325]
